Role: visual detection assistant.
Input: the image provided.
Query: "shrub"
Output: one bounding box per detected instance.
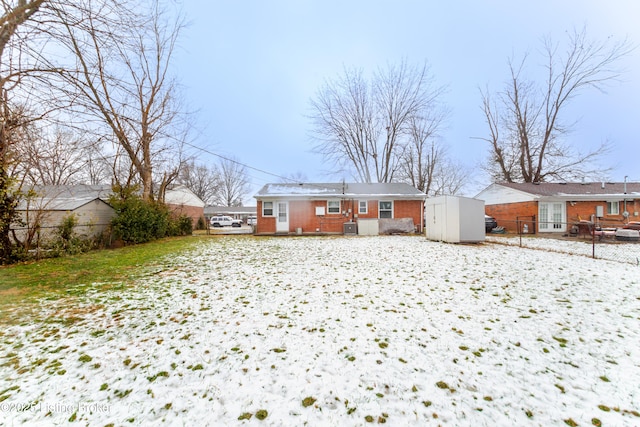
[109,187,192,244]
[51,214,94,256]
[195,216,206,230]
[109,189,172,244]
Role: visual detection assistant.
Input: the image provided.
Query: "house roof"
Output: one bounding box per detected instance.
[16,185,114,211]
[491,182,640,198]
[254,183,426,199]
[164,185,205,208]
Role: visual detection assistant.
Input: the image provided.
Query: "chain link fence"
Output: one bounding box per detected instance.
[9,223,113,259]
[486,218,640,266]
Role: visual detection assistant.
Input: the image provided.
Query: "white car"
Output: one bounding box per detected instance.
[210,215,242,227]
[247,216,257,226]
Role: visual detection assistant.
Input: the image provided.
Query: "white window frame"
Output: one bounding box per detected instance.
[262,201,274,217]
[327,199,341,214]
[358,200,368,214]
[379,200,393,218]
[607,201,619,215]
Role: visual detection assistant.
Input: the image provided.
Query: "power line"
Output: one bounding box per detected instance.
[182,140,299,183]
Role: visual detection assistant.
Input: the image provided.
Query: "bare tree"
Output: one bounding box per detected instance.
[0,0,47,263]
[310,61,449,184]
[213,157,250,207]
[480,28,631,183]
[278,171,308,184]
[177,160,220,205]
[53,0,189,201]
[14,127,95,185]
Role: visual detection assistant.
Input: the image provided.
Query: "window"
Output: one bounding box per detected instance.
[358,200,368,214]
[327,200,340,214]
[262,201,273,216]
[607,201,619,215]
[379,201,392,218]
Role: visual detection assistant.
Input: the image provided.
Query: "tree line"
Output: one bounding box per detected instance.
[0,0,248,263]
[0,0,630,263]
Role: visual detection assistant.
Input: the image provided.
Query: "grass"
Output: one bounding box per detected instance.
[0,236,204,311]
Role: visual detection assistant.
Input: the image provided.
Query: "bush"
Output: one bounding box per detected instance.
[109,190,172,244]
[196,216,206,230]
[173,215,193,236]
[109,187,193,244]
[50,214,94,256]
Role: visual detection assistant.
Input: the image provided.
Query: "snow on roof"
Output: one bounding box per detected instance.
[16,184,113,211]
[254,182,426,199]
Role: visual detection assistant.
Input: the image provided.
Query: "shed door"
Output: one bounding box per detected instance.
[276,201,289,233]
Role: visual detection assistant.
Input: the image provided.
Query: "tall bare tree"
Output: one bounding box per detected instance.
[213,157,250,207]
[310,61,449,184]
[177,160,220,205]
[480,28,631,183]
[53,0,188,201]
[0,0,47,263]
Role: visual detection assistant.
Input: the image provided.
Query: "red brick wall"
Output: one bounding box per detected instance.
[256,199,424,234]
[486,199,640,233]
[566,200,639,227]
[485,202,537,233]
[167,204,204,227]
[256,200,276,234]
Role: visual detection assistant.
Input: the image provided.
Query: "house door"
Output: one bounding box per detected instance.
[276,201,289,233]
[539,202,566,232]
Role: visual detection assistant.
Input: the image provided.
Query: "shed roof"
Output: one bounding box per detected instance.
[254,183,426,199]
[16,185,113,211]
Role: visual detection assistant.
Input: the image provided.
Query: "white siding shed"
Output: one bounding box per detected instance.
[425,196,485,243]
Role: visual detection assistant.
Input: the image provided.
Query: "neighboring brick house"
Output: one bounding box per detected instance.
[253,182,426,235]
[476,181,640,233]
[164,185,206,227]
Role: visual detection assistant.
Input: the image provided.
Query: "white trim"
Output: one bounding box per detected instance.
[538,202,566,232]
[379,200,393,219]
[327,199,341,214]
[358,200,368,214]
[262,201,274,217]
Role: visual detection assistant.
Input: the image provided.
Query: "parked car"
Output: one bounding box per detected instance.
[210,215,242,227]
[485,215,498,232]
[247,216,257,226]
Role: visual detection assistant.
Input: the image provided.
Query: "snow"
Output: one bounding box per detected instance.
[1,236,639,426]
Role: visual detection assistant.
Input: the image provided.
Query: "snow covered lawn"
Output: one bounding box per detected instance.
[1,235,639,426]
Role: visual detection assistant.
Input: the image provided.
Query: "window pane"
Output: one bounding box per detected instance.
[328,200,340,213]
[379,201,392,218]
[263,201,273,216]
[359,200,367,214]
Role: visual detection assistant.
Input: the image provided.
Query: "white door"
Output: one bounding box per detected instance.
[539,202,566,232]
[276,201,289,233]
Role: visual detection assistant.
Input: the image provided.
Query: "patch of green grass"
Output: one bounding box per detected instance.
[0,236,202,312]
[302,396,316,407]
[78,354,92,363]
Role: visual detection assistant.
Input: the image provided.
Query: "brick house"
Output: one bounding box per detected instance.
[164,185,206,227]
[476,181,640,233]
[253,183,426,235]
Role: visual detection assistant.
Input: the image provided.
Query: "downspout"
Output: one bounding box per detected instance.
[624,176,628,222]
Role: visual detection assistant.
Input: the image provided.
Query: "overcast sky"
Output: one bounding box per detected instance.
[173,1,640,201]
